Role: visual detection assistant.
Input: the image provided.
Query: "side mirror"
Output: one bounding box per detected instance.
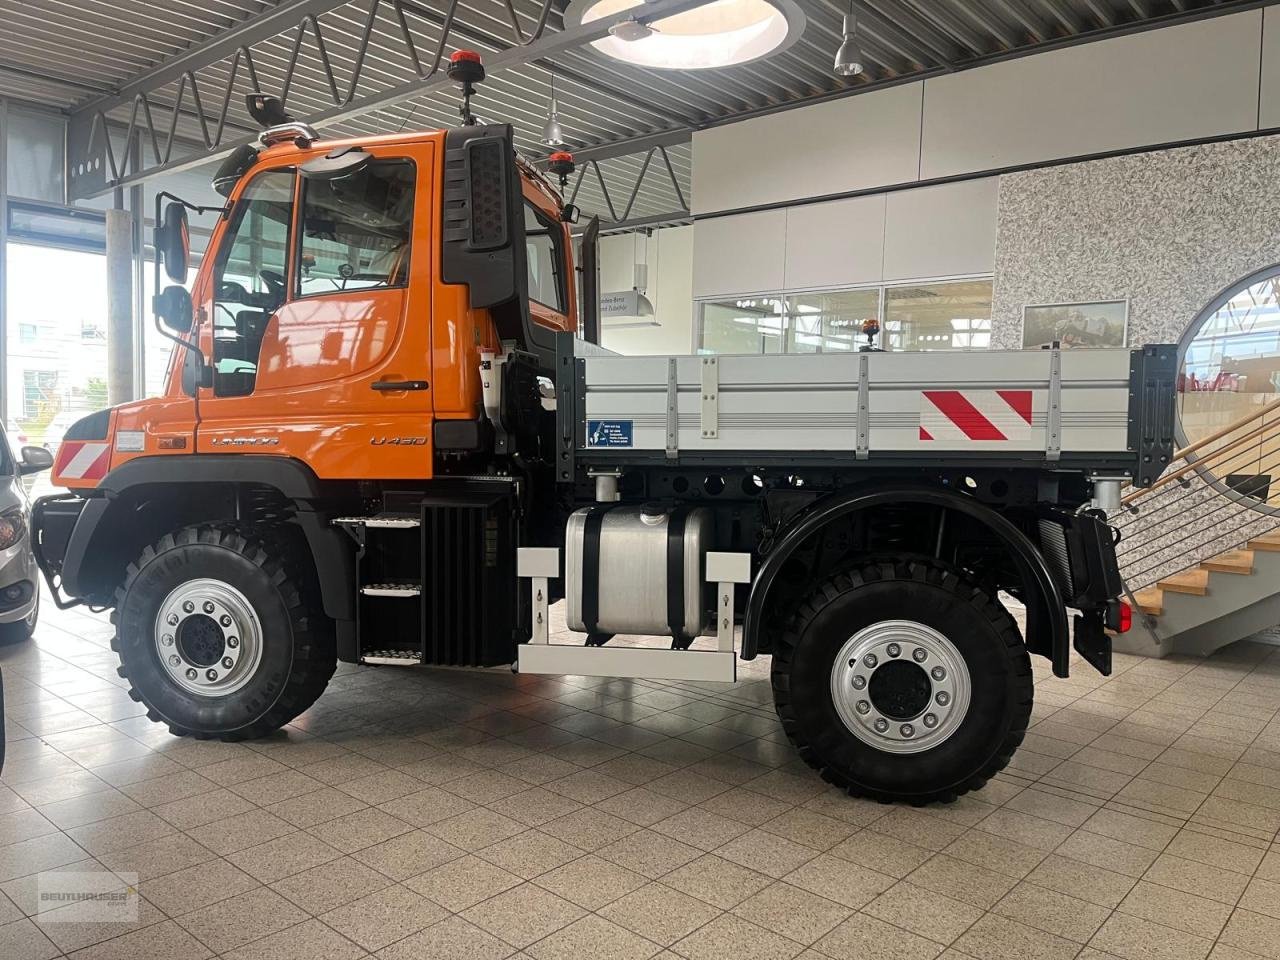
[560,203,581,224]
[154,285,194,334]
[157,202,190,283]
[19,445,53,475]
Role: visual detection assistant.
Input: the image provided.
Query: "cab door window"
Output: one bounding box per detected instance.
[211,169,294,397]
[296,160,414,297]
[525,201,565,313]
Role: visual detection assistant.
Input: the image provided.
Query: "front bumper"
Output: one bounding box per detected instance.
[31,493,88,609]
[0,538,38,625]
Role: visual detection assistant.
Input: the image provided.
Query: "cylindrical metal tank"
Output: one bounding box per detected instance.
[565,503,713,639]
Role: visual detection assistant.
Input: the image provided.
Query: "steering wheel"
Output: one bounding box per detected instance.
[259,269,286,298]
[218,280,250,302]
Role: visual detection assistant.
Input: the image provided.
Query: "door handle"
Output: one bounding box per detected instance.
[371,380,429,391]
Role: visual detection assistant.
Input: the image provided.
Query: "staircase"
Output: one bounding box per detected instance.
[1114,398,1280,658]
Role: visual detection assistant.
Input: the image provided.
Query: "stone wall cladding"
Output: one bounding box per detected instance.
[991,135,1280,587]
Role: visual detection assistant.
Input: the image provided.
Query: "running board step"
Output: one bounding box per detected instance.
[361,583,422,598]
[334,515,421,529]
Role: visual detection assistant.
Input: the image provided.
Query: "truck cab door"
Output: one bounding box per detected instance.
[194,146,436,480]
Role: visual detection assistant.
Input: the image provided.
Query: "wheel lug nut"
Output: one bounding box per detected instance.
[900,724,914,737]
[168,655,180,667]
[161,634,174,646]
[185,668,197,680]
[931,666,946,681]
[227,636,239,648]
[923,713,938,728]
[222,657,234,669]
[182,601,194,613]
[873,718,888,733]
[936,691,950,706]
[863,654,878,668]
[855,700,870,715]
[202,601,215,614]
[851,675,866,690]
[220,615,232,628]
[886,643,900,657]
[167,613,179,626]
[912,648,927,662]
[206,669,218,681]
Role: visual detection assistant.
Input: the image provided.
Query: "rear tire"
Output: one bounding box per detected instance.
[772,558,1032,804]
[112,524,336,740]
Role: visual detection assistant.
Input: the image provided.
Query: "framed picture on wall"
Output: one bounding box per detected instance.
[1022,299,1128,349]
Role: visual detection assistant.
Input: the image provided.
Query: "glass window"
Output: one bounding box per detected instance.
[699,298,787,354]
[5,243,108,499]
[883,280,992,351]
[526,202,566,312]
[210,169,295,396]
[1178,268,1280,509]
[297,160,414,298]
[697,280,991,355]
[786,290,880,353]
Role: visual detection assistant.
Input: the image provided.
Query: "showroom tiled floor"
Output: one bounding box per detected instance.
[2,598,1280,960]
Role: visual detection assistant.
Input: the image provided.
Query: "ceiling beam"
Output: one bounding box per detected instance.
[71,0,351,120]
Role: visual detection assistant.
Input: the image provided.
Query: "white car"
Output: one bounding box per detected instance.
[0,421,53,643]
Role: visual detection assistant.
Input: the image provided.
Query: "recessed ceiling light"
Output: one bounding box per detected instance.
[571,0,804,71]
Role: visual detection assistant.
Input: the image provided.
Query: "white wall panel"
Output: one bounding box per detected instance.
[691,83,922,215]
[782,194,886,291]
[1262,5,1280,129]
[882,178,997,281]
[920,12,1263,180]
[601,226,696,355]
[692,209,786,298]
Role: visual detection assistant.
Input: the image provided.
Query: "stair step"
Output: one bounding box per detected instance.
[1247,532,1280,552]
[1200,549,1255,575]
[1133,588,1163,616]
[361,583,422,598]
[1157,569,1209,596]
[335,515,420,529]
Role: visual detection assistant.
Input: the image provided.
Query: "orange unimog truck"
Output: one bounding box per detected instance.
[32,53,1178,804]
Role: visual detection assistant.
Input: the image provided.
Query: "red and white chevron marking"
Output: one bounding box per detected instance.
[55,441,111,481]
[919,390,1034,443]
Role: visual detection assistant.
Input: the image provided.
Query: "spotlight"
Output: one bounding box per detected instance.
[833,11,865,77]
[541,74,565,147]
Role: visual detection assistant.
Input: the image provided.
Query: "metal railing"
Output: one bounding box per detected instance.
[1114,397,1280,594]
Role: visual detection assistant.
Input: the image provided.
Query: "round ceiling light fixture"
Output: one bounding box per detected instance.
[571,0,805,71]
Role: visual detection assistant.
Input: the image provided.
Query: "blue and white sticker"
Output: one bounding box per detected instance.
[586,420,634,448]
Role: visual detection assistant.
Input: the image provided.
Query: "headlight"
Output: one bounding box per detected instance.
[0,510,26,550]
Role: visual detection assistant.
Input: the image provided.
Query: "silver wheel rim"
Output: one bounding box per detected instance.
[154,579,263,697]
[830,620,971,755]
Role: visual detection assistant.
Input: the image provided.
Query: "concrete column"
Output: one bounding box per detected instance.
[105,207,135,406]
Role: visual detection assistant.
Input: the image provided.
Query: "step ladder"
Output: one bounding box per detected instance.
[516,547,752,683]
[334,514,424,662]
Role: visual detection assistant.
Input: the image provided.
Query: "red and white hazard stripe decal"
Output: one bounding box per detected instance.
[55,441,111,481]
[920,390,1033,443]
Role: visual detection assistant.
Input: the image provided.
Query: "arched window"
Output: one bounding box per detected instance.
[1178,265,1280,510]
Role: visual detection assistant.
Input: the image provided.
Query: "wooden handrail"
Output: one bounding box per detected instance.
[1171,396,1280,462]
[1123,396,1280,505]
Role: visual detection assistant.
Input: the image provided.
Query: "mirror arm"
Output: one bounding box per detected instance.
[152,192,212,391]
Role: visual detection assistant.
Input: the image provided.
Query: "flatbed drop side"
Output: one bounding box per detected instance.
[29,67,1178,803]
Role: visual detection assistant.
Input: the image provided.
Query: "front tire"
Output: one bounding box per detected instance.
[112,525,336,740]
[772,559,1032,804]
